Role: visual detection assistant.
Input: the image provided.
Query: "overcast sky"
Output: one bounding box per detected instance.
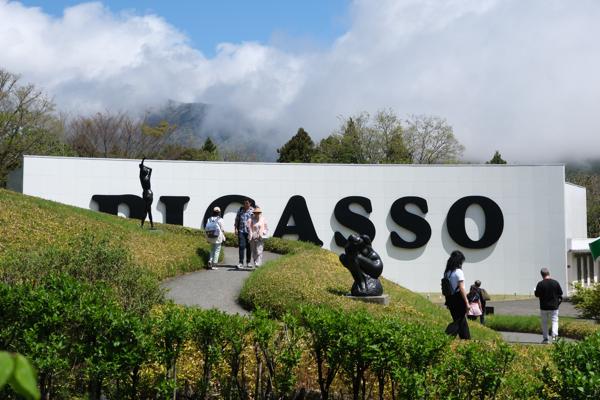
[1,0,599,163]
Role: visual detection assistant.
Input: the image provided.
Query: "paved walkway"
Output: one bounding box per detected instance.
[490,298,580,318]
[161,246,280,315]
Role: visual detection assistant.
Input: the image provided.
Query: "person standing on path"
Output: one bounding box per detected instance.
[205,207,226,270]
[234,199,254,268]
[474,280,491,324]
[247,207,268,268]
[443,250,470,340]
[534,267,563,343]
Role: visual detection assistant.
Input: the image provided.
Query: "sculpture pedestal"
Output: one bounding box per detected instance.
[345,294,389,305]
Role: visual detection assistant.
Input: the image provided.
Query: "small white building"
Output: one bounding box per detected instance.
[7,155,598,295]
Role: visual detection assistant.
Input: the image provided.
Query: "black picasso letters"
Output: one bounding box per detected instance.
[91,194,503,249]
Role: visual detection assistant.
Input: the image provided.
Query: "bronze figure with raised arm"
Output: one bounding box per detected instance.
[139,157,154,229]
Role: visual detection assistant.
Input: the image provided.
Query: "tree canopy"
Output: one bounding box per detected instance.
[403,115,464,164]
[313,110,411,164]
[277,128,315,163]
[0,69,62,185]
[487,150,507,164]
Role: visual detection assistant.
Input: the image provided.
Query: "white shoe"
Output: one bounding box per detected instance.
[236,263,242,269]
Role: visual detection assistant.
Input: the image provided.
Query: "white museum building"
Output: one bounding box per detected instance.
[8,155,598,295]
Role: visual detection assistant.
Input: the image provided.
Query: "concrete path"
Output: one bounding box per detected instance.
[490,298,580,318]
[161,246,280,315]
[499,331,575,344]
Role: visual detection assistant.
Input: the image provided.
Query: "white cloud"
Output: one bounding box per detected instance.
[1,0,599,162]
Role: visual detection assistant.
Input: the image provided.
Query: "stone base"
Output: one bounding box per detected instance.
[345,294,389,305]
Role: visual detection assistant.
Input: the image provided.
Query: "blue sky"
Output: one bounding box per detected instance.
[18,0,350,56]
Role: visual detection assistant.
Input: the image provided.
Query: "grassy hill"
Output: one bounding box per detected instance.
[0,189,208,279]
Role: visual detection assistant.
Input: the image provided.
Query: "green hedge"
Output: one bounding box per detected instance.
[486,315,600,340]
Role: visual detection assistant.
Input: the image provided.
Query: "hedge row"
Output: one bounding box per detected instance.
[1,271,524,400]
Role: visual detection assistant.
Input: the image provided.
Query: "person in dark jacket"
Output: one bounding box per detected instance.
[474,280,490,324]
[443,250,470,340]
[534,267,563,344]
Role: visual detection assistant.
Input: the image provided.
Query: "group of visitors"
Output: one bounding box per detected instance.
[442,251,563,343]
[205,198,268,270]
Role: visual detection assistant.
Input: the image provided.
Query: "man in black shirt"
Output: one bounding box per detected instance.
[534,267,563,344]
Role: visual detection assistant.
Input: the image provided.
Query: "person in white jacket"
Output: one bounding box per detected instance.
[247,207,268,268]
[206,206,226,270]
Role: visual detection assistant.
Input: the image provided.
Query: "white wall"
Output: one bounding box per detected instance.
[19,156,569,295]
[564,183,587,239]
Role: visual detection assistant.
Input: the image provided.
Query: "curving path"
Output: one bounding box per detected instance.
[161,246,280,315]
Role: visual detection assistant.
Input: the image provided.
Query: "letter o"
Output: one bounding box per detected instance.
[447,196,503,248]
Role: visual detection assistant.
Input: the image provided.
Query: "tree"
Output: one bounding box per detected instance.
[277,128,316,163]
[159,143,219,161]
[0,69,60,186]
[313,110,410,164]
[487,150,507,164]
[67,112,175,159]
[202,137,217,154]
[403,115,464,164]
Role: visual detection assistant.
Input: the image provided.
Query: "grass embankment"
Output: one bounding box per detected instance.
[486,315,600,340]
[239,238,500,341]
[0,189,208,279]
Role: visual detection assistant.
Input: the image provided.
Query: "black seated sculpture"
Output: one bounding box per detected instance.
[139,158,154,229]
[339,234,384,296]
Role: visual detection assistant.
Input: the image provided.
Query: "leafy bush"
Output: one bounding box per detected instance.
[0,233,163,315]
[432,340,516,400]
[0,352,40,400]
[571,282,600,322]
[541,331,600,399]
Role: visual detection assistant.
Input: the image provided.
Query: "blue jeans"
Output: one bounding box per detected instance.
[238,232,251,264]
[209,242,222,265]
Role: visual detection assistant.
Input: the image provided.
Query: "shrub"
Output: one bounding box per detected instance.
[541,331,600,399]
[571,282,600,322]
[433,340,516,400]
[0,233,163,315]
[250,309,304,399]
[188,308,229,398]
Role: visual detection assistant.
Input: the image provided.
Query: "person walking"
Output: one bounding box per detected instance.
[534,267,563,343]
[474,280,490,324]
[205,207,225,270]
[443,250,470,339]
[466,284,483,322]
[234,199,254,269]
[247,207,268,268]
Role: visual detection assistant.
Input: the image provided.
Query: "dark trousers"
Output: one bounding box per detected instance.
[238,232,251,264]
[445,294,471,339]
[480,302,486,325]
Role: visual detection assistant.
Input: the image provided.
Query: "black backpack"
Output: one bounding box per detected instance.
[441,272,455,297]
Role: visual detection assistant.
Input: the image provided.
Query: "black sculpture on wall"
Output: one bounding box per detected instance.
[139,158,154,229]
[339,233,384,296]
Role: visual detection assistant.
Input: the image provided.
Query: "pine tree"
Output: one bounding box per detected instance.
[202,137,217,154]
[276,128,316,163]
[487,150,507,164]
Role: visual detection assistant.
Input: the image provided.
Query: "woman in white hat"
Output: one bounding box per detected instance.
[247,207,268,267]
[205,206,226,269]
